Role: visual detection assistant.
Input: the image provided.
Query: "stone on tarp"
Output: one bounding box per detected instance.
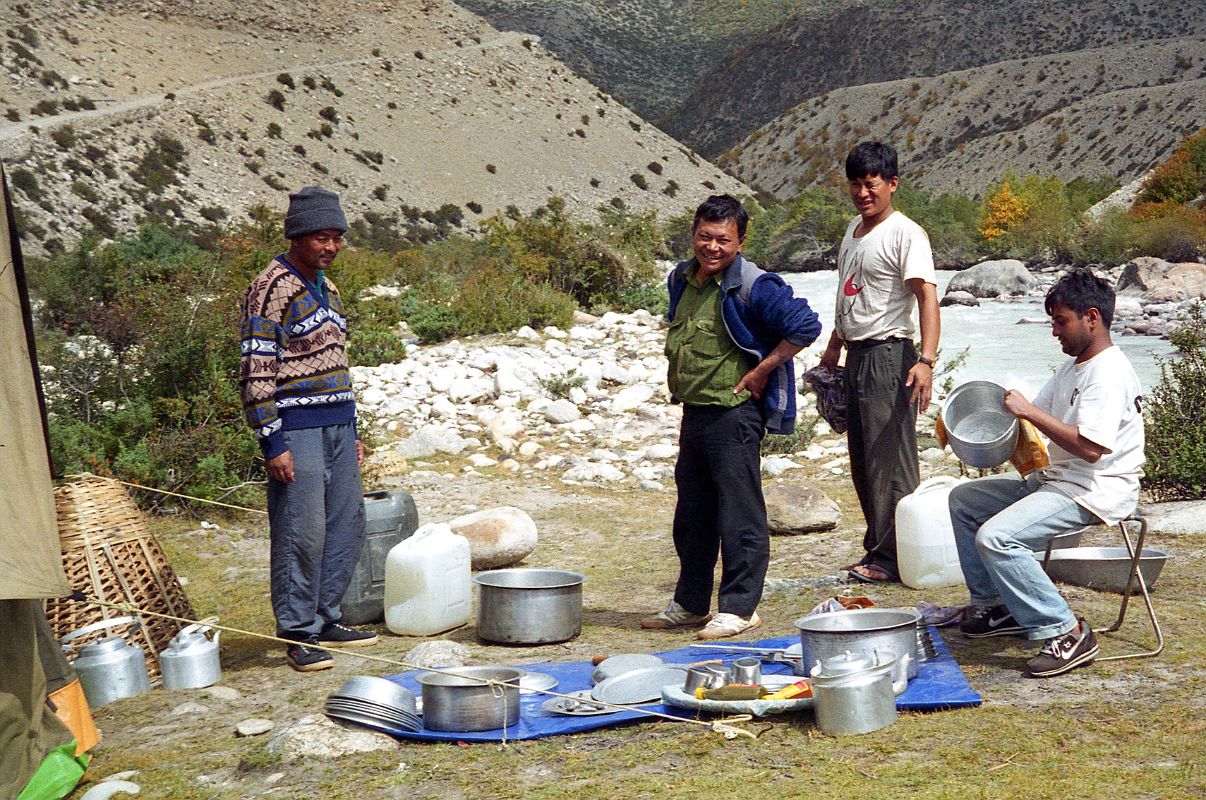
[764,483,841,535]
[448,506,538,569]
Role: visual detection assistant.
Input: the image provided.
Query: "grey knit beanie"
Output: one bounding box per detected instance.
[284,186,348,240]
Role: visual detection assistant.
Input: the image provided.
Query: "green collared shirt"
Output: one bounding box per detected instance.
[665,264,753,407]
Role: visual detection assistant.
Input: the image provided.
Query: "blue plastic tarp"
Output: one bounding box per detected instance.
[380,628,981,742]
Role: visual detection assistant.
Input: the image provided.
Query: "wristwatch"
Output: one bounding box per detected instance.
[917,355,935,367]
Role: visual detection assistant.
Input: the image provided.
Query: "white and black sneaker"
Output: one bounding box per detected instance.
[1027,618,1099,677]
[960,604,1026,638]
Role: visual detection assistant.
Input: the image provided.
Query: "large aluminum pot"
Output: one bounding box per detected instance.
[811,650,898,736]
[941,380,1019,468]
[795,608,921,687]
[416,666,522,731]
[473,568,585,644]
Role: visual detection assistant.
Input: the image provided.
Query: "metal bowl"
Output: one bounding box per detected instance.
[332,675,417,715]
[942,381,1020,468]
[1039,546,1170,593]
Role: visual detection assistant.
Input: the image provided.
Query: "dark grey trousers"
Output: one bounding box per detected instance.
[672,401,769,618]
[267,423,365,640]
[845,338,920,575]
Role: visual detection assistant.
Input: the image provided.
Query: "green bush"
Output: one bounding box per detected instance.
[409,304,460,343]
[540,369,586,399]
[1143,304,1206,500]
[615,281,668,316]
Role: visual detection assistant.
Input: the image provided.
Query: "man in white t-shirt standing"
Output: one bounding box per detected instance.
[950,269,1145,677]
[820,141,940,584]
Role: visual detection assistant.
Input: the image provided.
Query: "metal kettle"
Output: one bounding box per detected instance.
[810,649,898,736]
[159,620,222,691]
[61,616,151,708]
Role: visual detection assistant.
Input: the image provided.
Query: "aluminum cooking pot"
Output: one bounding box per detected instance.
[795,608,921,691]
[416,666,523,732]
[811,649,898,736]
[941,380,1020,468]
[473,568,585,644]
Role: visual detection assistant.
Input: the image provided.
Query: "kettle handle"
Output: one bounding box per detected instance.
[177,616,221,647]
[61,615,141,649]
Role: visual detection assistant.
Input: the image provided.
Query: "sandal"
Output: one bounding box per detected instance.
[847,564,899,584]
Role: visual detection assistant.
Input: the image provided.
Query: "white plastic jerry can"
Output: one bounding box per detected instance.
[384,522,472,636]
[895,476,968,590]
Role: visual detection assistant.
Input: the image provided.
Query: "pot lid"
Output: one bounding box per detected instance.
[818,650,874,676]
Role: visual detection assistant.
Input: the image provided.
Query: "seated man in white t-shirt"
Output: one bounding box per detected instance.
[949,269,1145,678]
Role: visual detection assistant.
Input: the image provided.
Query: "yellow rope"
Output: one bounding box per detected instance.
[81,597,755,739]
[64,472,267,515]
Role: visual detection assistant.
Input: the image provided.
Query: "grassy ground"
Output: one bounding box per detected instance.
[75,463,1205,799]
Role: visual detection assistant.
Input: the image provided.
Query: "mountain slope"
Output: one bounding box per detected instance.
[727,39,1206,198]
[453,0,851,122]
[0,0,745,253]
[663,0,1206,156]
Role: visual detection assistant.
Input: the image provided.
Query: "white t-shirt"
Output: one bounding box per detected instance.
[834,211,936,342]
[1033,345,1145,525]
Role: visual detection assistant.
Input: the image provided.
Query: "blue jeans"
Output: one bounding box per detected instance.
[267,423,365,639]
[949,474,1096,640]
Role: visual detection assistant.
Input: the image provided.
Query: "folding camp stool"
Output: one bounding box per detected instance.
[1041,513,1164,662]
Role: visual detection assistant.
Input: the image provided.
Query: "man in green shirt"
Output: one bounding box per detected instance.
[642,195,822,639]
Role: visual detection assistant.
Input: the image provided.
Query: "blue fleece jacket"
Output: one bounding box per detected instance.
[667,254,822,434]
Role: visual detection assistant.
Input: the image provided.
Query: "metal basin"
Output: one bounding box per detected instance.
[474,568,585,644]
[795,608,921,685]
[416,666,523,731]
[332,675,417,715]
[1039,546,1170,593]
[942,381,1019,468]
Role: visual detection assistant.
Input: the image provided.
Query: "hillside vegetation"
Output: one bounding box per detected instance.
[664,0,1206,157]
[727,38,1206,198]
[0,0,744,255]
[455,0,859,121]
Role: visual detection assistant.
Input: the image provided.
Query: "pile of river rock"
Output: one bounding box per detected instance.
[353,256,1203,492]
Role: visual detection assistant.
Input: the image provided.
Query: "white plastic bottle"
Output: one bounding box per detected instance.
[895,476,968,589]
[384,522,472,636]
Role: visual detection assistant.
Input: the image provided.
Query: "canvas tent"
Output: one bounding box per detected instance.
[0,162,80,799]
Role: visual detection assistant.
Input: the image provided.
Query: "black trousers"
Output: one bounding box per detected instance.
[671,401,768,618]
[844,337,920,574]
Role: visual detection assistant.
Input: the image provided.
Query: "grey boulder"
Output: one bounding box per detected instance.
[947,259,1035,298]
[765,483,841,535]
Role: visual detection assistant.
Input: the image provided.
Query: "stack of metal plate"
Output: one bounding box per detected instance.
[325,675,421,734]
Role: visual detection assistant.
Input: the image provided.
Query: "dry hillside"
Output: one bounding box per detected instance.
[0,0,744,254]
[727,39,1206,198]
[662,0,1206,157]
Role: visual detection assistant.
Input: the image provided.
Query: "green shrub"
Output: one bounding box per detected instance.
[131,133,187,194]
[266,89,286,110]
[1143,303,1206,500]
[9,166,41,198]
[615,281,668,316]
[408,304,460,342]
[276,72,295,90]
[540,369,586,399]
[1129,203,1206,262]
[761,416,817,455]
[50,125,77,150]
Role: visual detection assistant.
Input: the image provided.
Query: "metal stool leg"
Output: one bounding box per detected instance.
[1094,515,1164,662]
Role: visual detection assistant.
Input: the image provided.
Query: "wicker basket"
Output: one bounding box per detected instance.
[45,475,195,681]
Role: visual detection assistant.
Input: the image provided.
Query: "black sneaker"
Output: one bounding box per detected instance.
[960,604,1026,638]
[318,621,379,648]
[286,637,333,672]
[1026,618,1099,677]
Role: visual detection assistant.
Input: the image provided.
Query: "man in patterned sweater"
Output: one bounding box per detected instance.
[240,186,377,671]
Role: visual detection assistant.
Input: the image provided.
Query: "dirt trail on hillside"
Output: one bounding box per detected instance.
[0,31,527,144]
